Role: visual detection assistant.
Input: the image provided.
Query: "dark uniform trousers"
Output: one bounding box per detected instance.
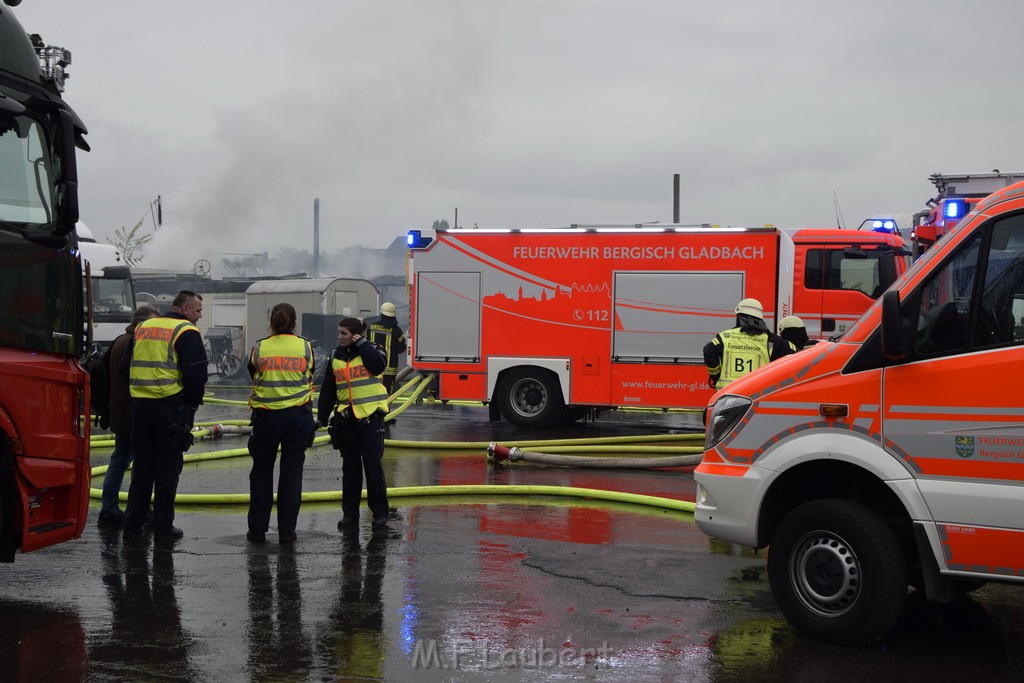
[247,405,311,534]
[124,397,191,534]
[337,411,388,520]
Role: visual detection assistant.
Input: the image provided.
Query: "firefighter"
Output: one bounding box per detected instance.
[97,305,158,529]
[703,298,795,390]
[245,303,317,544]
[365,302,406,396]
[317,317,391,530]
[123,290,208,542]
[777,315,819,351]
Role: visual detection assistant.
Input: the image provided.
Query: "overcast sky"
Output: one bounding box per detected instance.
[17,0,1024,270]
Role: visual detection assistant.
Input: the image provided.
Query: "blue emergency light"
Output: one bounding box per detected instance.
[407,230,433,249]
[871,219,896,233]
[944,199,965,220]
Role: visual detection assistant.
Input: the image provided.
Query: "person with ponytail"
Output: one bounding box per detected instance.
[246,303,317,543]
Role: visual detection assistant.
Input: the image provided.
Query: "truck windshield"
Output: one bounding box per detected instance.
[92,274,133,323]
[0,229,82,355]
[0,114,55,227]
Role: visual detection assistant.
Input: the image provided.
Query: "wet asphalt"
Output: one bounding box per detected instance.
[2,383,1022,681]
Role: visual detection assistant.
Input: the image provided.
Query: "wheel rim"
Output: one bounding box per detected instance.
[508,377,547,418]
[789,530,861,618]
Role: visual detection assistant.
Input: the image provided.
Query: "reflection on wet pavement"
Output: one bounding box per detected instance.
[0,392,1020,680]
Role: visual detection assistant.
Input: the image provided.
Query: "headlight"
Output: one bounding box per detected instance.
[704,395,752,450]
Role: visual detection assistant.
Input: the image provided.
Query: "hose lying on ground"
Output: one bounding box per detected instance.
[88,371,702,513]
[129,484,695,513]
[488,443,703,469]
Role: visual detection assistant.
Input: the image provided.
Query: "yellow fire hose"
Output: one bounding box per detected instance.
[88,371,701,513]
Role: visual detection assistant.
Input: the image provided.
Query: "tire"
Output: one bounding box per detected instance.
[496,368,565,429]
[767,499,907,645]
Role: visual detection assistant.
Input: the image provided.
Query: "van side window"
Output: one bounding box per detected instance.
[914,212,1024,356]
[804,249,884,297]
[915,232,980,355]
[973,214,1024,348]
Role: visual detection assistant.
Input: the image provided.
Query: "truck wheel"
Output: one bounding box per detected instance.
[767,499,907,645]
[496,368,565,429]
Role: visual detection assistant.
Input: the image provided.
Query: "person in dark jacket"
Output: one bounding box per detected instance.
[777,316,820,351]
[703,298,795,390]
[365,302,406,395]
[123,291,208,542]
[97,305,158,528]
[317,317,391,530]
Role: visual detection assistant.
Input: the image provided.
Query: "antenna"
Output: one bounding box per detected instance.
[832,190,846,229]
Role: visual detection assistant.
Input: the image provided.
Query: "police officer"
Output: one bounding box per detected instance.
[777,315,819,351]
[703,298,795,390]
[365,302,406,395]
[246,303,317,543]
[317,317,391,530]
[123,290,208,542]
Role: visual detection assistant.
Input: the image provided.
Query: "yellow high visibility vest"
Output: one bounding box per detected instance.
[717,328,771,388]
[331,355,389,419]
[248,334,314,410]
[129,317,198,399]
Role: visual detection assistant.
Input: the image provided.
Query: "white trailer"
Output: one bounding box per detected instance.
[244,277,379,353]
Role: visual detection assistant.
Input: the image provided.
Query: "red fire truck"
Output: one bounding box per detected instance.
[0,1,92,562]
[911,172,1024,257]
[406,225,907,428]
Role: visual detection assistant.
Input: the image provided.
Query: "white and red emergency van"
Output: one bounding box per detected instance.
[406,225,907,428]
[695,182,1024,644]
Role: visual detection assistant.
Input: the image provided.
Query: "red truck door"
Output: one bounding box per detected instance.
[793,234,901,340]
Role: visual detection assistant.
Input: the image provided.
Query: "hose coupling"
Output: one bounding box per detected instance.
[487,443,524,463]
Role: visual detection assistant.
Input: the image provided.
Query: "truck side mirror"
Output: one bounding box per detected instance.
[53,108,80,235]
[881,289,905,360]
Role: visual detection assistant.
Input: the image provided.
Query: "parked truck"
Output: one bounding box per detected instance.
[77,222,136,350]
[695,182,1024,644]
[0,1,92,561]
[406,225,908,428]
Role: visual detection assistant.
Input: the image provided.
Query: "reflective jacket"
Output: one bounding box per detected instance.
[705,327,794,388]
[129,317,199,399]
[366,316,406,378]
[330,354,389,419]
[248,334,314,410]
[716,329,771,387]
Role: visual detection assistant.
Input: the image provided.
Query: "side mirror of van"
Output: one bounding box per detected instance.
[881,290,905,360]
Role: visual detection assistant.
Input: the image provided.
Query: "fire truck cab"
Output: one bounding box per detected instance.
[695,181,1024,644]
[0,1,91,561]
[911,172,1024,257]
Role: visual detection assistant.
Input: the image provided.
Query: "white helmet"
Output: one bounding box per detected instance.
[380,302,397,317]
[778,315,805,332]
[735,298,764,320]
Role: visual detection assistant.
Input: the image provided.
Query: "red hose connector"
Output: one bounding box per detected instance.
[488,442,511,462]
[488,443,525,464]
